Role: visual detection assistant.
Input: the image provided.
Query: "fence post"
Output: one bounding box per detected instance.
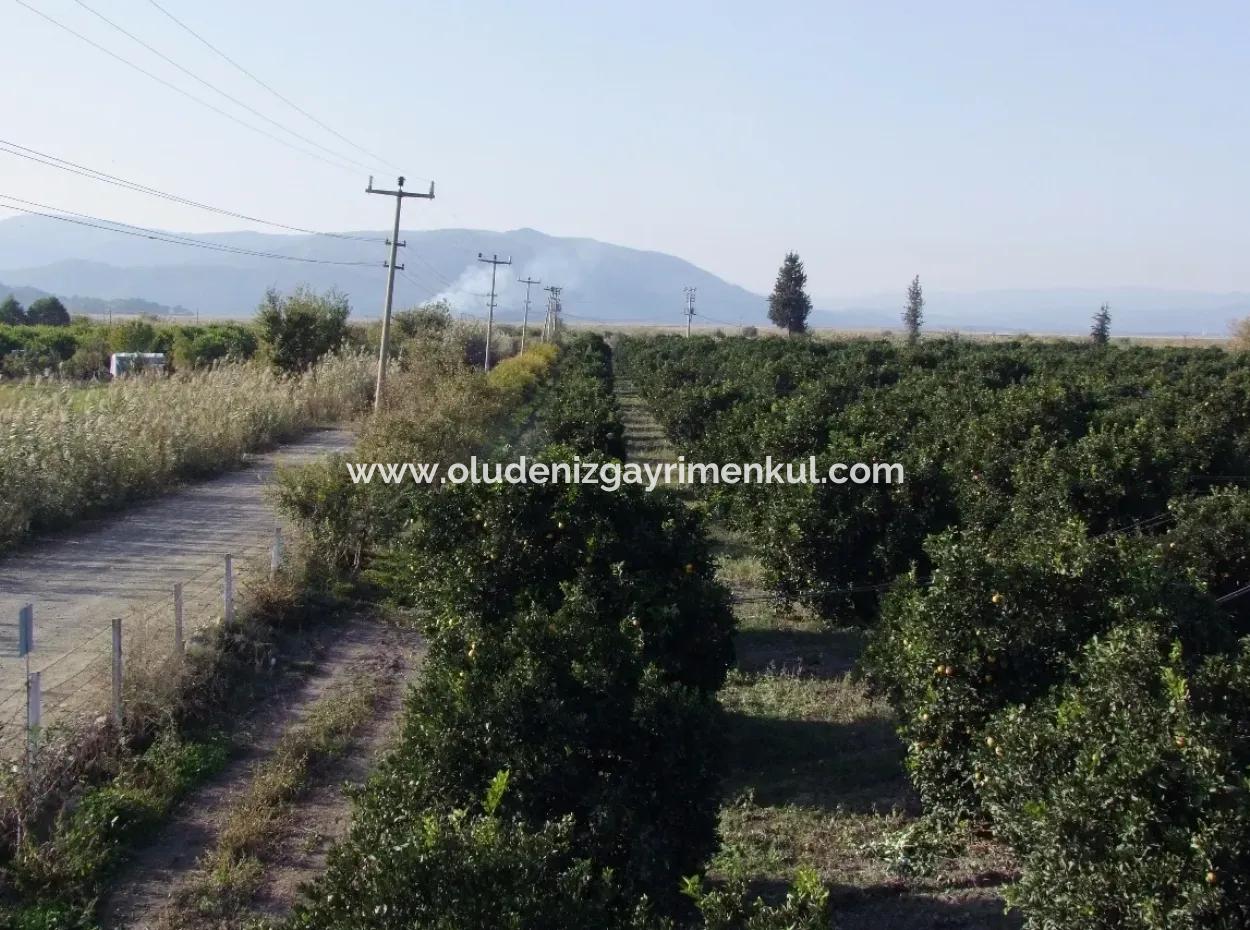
[271,527,283,579]
[223,554,234,625]
[18,604,33,658]
[111,618,123,725]
[26,670,40,769]
[174,582,184,654]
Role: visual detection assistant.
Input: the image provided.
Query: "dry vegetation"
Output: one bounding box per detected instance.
[0,353,372,551]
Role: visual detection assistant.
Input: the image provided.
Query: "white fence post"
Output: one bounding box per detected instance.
[26,670,40,768]
[174,582,184,654]
[111,618,123,725]
[223,554,234,624]
[271,527,283,579]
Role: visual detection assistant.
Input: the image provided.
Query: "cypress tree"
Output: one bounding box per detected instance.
[767,252,812,335]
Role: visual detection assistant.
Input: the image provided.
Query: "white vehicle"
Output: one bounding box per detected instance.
[109,352,167,378]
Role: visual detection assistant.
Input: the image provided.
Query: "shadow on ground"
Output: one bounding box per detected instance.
[722,709,908,814]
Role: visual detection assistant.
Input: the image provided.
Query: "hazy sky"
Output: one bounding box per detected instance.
[2,0,1248,297]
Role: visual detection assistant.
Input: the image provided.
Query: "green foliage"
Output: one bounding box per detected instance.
[288,784,653,930]
[863,522,1227,819]
[170,323,258,370]
[0,296,25,326]
[25,297,70,327]
[766,252,811,334]
[2,736,226,929]
[617,335,1250,622]
[683,868,831,930]
[255,286,350,373]
[108,319,158,353]
[290,336,734,924]
[979,625,1250,930]
[533,333,626,458]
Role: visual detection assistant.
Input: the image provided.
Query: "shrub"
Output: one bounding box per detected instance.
[864,521,1226,819]
[978,624,1250,930]
[374,471,734,695]
[288,774,653,930]
[108,320,158,353]
[256,287,351,373]
[684,867,831,930]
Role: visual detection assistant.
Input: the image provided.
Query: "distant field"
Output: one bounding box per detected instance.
[0,379,109,408]
[567,319,1233,347]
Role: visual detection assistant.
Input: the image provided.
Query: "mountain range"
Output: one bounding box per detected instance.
[0,215,1244,336]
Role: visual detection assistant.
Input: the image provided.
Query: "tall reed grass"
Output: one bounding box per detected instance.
[0,353,373,551]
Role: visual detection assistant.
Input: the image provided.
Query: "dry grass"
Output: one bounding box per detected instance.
[707,524,1020,929]
[167,673,383,928]
[0,353,372,551]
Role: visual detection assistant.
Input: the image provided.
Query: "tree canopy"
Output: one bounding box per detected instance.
[26,296,70,327]
[767,252,812,335]
[255,286,351,373]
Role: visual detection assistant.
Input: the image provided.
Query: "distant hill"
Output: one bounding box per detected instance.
[0,277,191,319]
[0,215,1244,335]
[0,217,764,325]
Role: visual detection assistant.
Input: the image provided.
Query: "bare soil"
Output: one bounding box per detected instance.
[101,616,422,930]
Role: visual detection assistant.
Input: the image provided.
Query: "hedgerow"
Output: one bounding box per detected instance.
[286,334,738,925]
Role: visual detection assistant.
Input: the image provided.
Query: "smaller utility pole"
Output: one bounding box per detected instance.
[518,276,541,355]
[683,286,697,337]
[478,253,512,370]
[544,286,563,344]
[367,176,435,411]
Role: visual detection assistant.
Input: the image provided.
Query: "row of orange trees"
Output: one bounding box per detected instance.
[279,335,826,929]
[618,335,1250,930]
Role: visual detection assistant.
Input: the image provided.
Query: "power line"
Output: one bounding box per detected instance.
[15,0,360,174]
[0,138,385,243]
[67,0,379,174]
[143,0,406,177]
[0,193,381,266]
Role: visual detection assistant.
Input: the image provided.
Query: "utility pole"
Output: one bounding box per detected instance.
[684,286,697,337]
[518,276,541,355]
[366,176,434,412]
[477,253,512,371]
[544,286,562,344]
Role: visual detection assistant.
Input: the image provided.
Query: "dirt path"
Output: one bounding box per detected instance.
[102,616,422,930]
[0,428,354,749]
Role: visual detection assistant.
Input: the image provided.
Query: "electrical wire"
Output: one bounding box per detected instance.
[15,0,360,174]
[67,0,379,174]
[0,193,382,266]
[0,137,386,243]
[143,0,407,177]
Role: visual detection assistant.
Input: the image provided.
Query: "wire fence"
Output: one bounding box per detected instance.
[0,530,284,762]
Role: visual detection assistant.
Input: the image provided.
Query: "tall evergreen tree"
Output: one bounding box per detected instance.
[903,275,924,344]
[768,252,812,335]
[0,295,26,325]
[26,296,70,326]
[1091,302,1111,345]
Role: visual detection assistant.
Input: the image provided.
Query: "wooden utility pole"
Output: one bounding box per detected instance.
[367,176,434,411]
[684,286,696,337]
[543,286,562,344]
[518,276,541,355]
[478,253,512,370]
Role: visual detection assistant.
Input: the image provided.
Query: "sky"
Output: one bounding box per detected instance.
[1,0,1248,298]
